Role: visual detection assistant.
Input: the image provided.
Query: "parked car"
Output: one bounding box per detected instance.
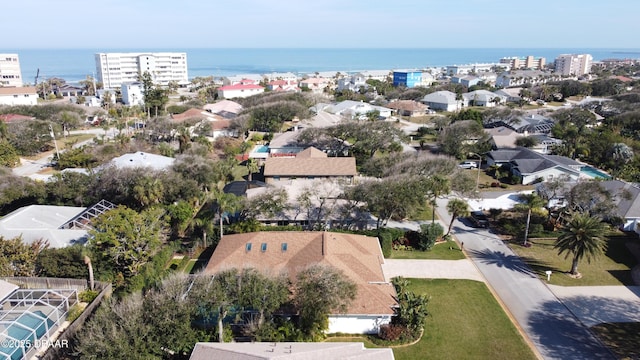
[458,161,478,169]
[469,210,489,228]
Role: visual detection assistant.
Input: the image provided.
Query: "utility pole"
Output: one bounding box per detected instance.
[49,124,61,161]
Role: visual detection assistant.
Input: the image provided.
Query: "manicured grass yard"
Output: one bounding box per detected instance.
[391,242,465,260]
[507,234,637,286]
[329,279,536,360]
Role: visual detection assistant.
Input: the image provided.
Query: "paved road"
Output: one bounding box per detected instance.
[12,127,116,179]
[436,197,614,360]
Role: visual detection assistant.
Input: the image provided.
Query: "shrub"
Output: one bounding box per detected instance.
[379,323,410,341]
[79,289,99,303]
[418,223,443,251]
[66,304,84,323]
[500,183,509,189]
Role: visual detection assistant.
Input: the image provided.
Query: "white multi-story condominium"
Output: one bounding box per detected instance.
[554,54,593,76]
[0,54,23,87]
[499,56,546,70]
[95,52,189,89]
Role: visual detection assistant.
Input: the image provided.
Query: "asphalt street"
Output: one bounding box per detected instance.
[436,196,615,360]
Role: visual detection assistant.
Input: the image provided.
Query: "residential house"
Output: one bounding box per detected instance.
[359,70,391,82]
[451,75,481,88]
[203,100,243,119]
[0,205,89,248]
[189,342,394,360]
[222,74,263,86]
[463,90,505,107]
[337,73,368,92]
[528,134,562,154]
[487,113,555,135]
[262,72,298,83]
[171,108,233,138]
[299,77,330,94]
[445,63,498,75]
[266,79,300,92]
[217,79,264,99]
[595,180,640,234]
[326,100,392,119]
[263,147,357,184]
[54,83,85,97]
[267,128,306,156]
[108,152,176,171]
[494,88,523,103]
[486,147,583,184]
[203,231,397,334]
[421,90,464,111]
[485,126,522,148]
[495,70,559,88]
[386,100,429,117]
[121,82,144,106]
[392,70,422,88]
[245,177,350,228]
[0,86,38,106]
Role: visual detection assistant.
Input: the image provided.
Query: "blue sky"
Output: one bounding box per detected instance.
[3,0,638,48]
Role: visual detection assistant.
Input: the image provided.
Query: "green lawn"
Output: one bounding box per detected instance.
[507,234,637,286]
[391,242,465,260]
[329,279,536,360]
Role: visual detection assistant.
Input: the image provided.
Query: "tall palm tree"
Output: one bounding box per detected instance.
[445,198,470,236]
[554,213,607,276]
[213,191,242,239]
[426,175,450,224]
[246,158,259,182]
[514,193,545,246]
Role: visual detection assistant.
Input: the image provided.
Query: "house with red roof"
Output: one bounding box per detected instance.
[0,114,35,123]
[217,80,265,99]
[267,79,300,92]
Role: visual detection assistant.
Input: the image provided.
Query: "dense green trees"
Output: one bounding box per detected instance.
[0,236,48,276]
[35,245,87,278]
[88,206,165,281]
[75,266,356,358]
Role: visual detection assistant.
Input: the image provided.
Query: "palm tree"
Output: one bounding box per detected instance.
[83,255,94,291]
[514,193,545,246]
[426,175,450,224]
[445,198,470,236]
[246,158,259,182]
[213,191,242,239]
[554,213,607,276]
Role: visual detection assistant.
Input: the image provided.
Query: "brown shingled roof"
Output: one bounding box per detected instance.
[205,231,396,315]
[264,148,356,177]
[0,87,37,95]
[295,147,327,158]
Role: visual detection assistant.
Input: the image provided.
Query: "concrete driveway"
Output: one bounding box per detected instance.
[382,259,484,282]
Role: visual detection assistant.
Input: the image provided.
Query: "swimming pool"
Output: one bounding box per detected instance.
[252,145,269,153]
[580,166,611,179]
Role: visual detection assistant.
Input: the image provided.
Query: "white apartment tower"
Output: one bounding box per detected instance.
[554,54,593,76]
[95,52,189,89]
[0,54,23,87]
[499,56,546,70]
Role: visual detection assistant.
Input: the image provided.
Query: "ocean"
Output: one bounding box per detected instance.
[3,48,640,84]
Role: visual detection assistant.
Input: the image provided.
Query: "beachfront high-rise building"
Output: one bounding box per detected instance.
[554,54,593,76]
[499,56,546,70]
[0,54,23,87]
[95,52,189,89]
